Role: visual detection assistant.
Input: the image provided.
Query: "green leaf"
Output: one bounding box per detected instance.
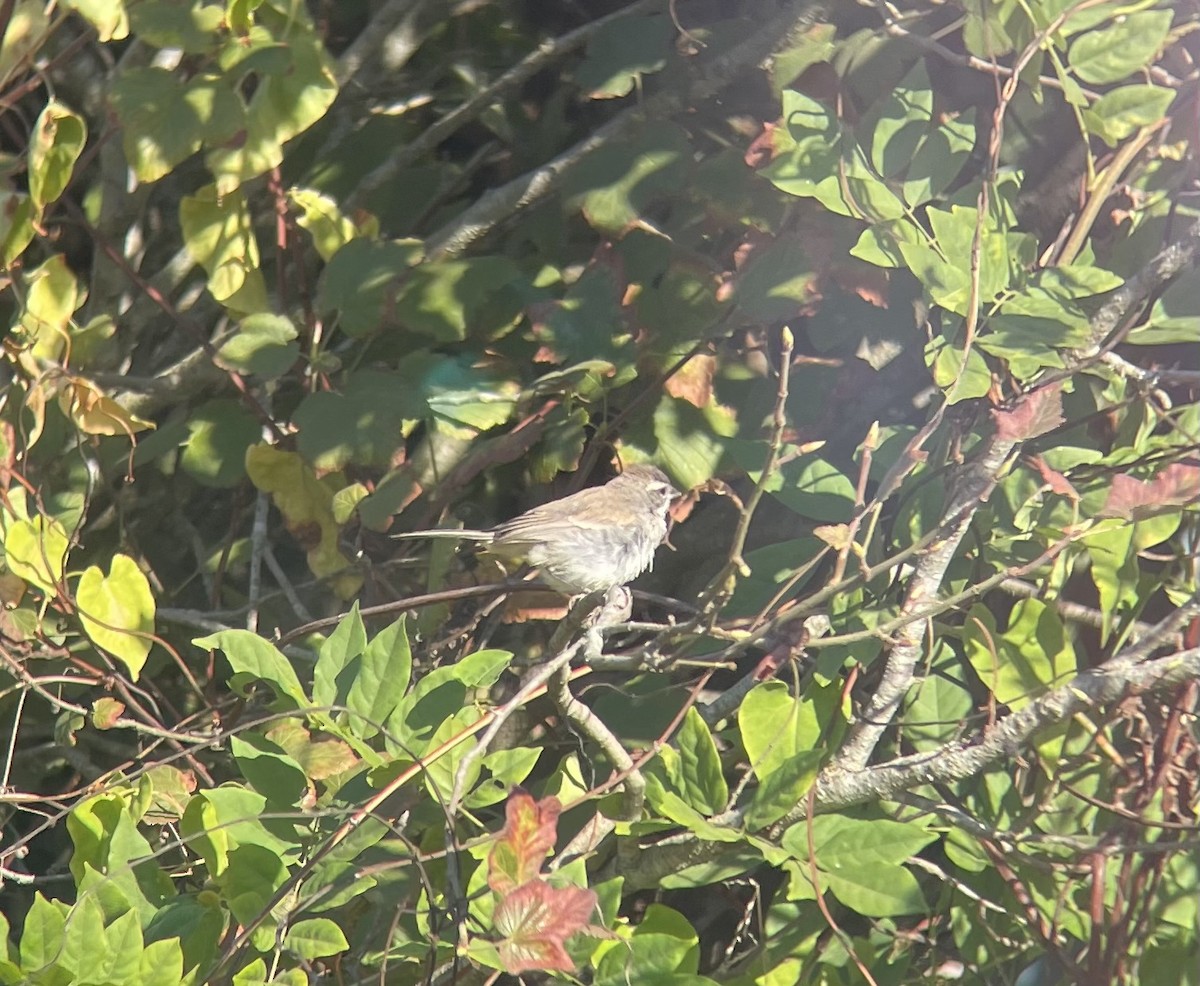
[345,615,412,739]
[1084,521,1141,644]
[289,187,362,261]
[623,393,734,491]
[230,733,309,806]
[18,253,81,360]
[216,313,299,378]
[1139,274,1200,344]
[205,6,337,194]
[743,749,823,830]
[179,185,267,312]
[63,0,129,40]
[574,13,671,98]
[181,399,262,488]
[964,599,1077,709]
[768,457,857,523]
[110,69,241,183]
[1068,10,1173,85]
[29,100,87,210]
[563,124,692,233]
[19,893,67,972]
[76,553,156,680]
[312,602,367,711]
[60,894,106,978]
[196,629,310,710]
[1083,84,1174,147]
[5,514,70,593]
[738,682,823,780]
[393,256,522,342]
[675,708,728,815]
[283,918,349,960]
[127,0,223,51]
[925,333,992,402]
[317,238,423,337]
[138,937,185,986]
[98,909,143,985]
[734,236,819,321]
[594,904,701,985]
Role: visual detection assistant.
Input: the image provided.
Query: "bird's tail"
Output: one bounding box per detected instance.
[390,529,493,542]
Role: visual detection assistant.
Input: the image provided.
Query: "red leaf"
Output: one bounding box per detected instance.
[488,791,562,894]
[991,384,1064,442]
[1101,462,1200,520]
[494,880,598,975]
[1027,454,1080,502]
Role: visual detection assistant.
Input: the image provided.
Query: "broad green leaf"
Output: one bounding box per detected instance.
[4,515,70,593]
[393,256,522,342]
[733,236,819,321]
[769,457,857,523]
[180,787,302,879]
[563,124,692,233]
[743,749,823,830]
[312,602,367,710]
[925,334,992,402]
[219,842,288,927]
[195,628,310,710]
[63,0,129,39]
[110,69,241,183]
[283,918,349,960]
[1139,274,1200,344]
[675,708,728,815]
[179,184,267,312]
[18,253,80,360]
[245,444,360,593]
[19,893,67,971]
[1083,84,1174,147]
[181,399,262,488]
[127,0,223,51]
[216,313,299,378]
[738,682,822,780]
[288,187,363,261]
[594,904,700,985]
[76,553,156,680]
[623,393,734,491]
[824,862,928,916]
[317,238,424,337]
[29,100,87,210]
[964,599,1076,709]
[230,733,309,806]
[1084,521,1141,644]
[1068,10,1173,85]
[60,894,106,978]
[98,909,143,985]
[205,5,337,194]
[345,615,412,739]
[139,938,185,986]
[574,13,671,98]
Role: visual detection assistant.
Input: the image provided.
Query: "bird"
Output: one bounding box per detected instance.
[391,464,680,594]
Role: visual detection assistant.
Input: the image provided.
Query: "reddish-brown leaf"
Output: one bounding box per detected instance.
[1101,462,1200,520]
[488,791,562,894]
[663,354,716,408]
[1027,454,1080,502]
[991,384,1064,442]
[494,879,598,975]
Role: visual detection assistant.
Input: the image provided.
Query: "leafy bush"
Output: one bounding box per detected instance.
[1,1,1197,984]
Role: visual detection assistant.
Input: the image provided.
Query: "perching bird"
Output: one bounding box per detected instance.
[391,464,680,594]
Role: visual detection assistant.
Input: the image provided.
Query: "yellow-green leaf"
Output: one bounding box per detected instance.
[76,554,156,680]
[4,515,70,593]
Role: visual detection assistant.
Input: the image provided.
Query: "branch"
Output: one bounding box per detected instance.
[836,431,1018,769]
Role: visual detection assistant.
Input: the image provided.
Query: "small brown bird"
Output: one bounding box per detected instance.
[392,464,680,594]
